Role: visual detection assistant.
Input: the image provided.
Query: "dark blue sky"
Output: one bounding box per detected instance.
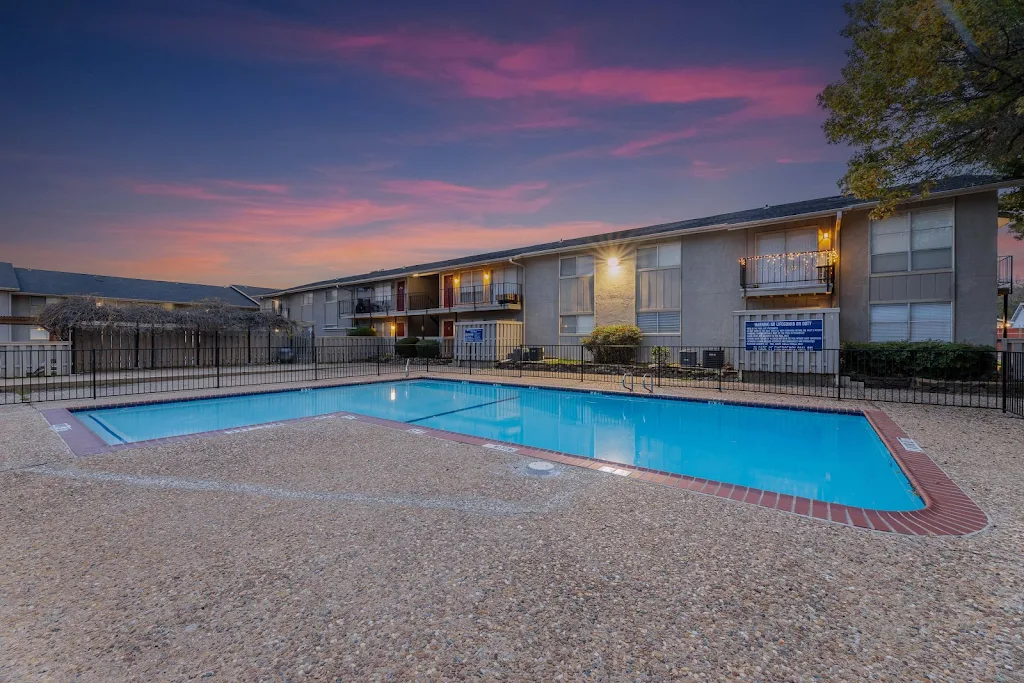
[1,1,861,287]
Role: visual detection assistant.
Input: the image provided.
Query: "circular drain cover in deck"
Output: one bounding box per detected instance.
[527,461,555,475]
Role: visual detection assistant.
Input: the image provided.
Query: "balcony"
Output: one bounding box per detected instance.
[441,283,523,310]
[407,292,438,311]
[998,255,1014,294]
[350,283,524,316]
[740,250,836,296]
[353,296,394,316]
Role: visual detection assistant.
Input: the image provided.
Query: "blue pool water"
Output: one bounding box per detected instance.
[76,379,923,510]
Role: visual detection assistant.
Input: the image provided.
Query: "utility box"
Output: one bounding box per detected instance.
[454,320,523,362]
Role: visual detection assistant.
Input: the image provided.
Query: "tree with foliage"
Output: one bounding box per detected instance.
[38,296,294,340]
[819,0,1024,233]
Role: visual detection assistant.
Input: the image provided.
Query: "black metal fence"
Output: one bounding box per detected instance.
[2,341,1022,416]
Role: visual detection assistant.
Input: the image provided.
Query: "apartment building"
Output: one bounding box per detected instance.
[0,263,273,342]
[263,175,1017,350]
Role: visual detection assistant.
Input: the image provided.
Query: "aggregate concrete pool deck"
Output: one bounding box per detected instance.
[1,376,1022,681]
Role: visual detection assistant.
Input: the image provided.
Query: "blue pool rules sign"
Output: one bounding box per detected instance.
[463,326,484,343]
[745,319,823,351]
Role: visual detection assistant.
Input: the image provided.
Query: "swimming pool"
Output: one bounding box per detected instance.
[75,379,923,510]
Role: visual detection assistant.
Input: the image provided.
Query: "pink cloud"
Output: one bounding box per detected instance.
[128,16,823,126]
[211,179,289,194]
[382,179,552,214]
[687,160,733,180]
[998,226,1024,270]
[131,182,236,202]
[611,128,699,157]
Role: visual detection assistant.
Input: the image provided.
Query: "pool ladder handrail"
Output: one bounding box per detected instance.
[641,373,654,394]
[405,359,411,377]
[621,372,635,392]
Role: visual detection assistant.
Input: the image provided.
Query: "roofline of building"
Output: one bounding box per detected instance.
[263,178,1020,298]
[229,285,269,307]
[9,291,260,308]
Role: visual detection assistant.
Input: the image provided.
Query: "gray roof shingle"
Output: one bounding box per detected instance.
[0,262,18,291]
[268,174,1017,296]
[11,268,262,308]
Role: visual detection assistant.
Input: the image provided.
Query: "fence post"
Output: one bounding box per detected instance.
[468,344,472,376]
[91,348,96,399]
[717,347,722,392]
[215,331,221,389]
[1003,350,1008,413]
[519,345,524,379]
[656,349,662,388]
[312,331,318,381]
[835,348,841,400]
[580,344,584,382]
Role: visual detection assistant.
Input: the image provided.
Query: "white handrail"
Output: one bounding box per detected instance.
[405,359,410,377]
[621,372,634,392]
[641,373,654,393]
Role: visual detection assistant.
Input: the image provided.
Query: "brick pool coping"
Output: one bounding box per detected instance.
[38,376,989,537]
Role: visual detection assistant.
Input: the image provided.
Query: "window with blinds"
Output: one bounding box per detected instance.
[559,255,595,335]
[870,303,952,342]
[636,243,681,334]
[870,207,953,273]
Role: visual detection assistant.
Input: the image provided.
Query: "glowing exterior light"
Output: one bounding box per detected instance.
[607,257,620,269]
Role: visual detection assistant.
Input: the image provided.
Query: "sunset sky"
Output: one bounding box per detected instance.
[2,1,1022,288]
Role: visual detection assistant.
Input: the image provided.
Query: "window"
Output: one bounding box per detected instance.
[871,207,952,273]
[636,244,681,334]
[560,314,594,335]
[28,296,46,317]
[30,327,49,341]
[559,255,594,335]
[870,303,952,342]
[301,292,314,306]
[325,289,337,303]
[636,311,681,334]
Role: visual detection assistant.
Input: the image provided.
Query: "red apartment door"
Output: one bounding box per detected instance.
[396,280,405,311]
[442,275,454,307]
[396,321,406,337]
[443,320,455,337]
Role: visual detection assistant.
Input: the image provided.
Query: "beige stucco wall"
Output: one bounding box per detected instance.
[594,249,635,328]
[954,191,998,345]
[523,254,559,345]
[680,230,745,346]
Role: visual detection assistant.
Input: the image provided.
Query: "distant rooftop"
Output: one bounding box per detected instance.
[268,174,1018,296]
[1,264,267,308]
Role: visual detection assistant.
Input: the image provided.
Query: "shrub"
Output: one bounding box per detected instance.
[840,341,998,381]
[395,336,420,358]
[582,324,642,364]
[651,346,671,365]
[415,339,440,359]
[347,326,377,337]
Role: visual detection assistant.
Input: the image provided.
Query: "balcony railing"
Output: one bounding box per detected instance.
[441,283,523,309]
[350,283,524,315]
[354,296,394,315]
[740,250,836,292]
[998,255,1014,293]
[407,292,439,311]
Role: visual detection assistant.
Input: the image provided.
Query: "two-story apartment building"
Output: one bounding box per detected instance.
[0,262,274,342]
[263,175,1018,351]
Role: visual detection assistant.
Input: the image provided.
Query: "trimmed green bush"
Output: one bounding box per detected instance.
[395,336,420,358]
[415,339,441,359]
[347,326,377,337]
[651,346,671,365]
[582,324,643,364]
[840,341,998,381]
